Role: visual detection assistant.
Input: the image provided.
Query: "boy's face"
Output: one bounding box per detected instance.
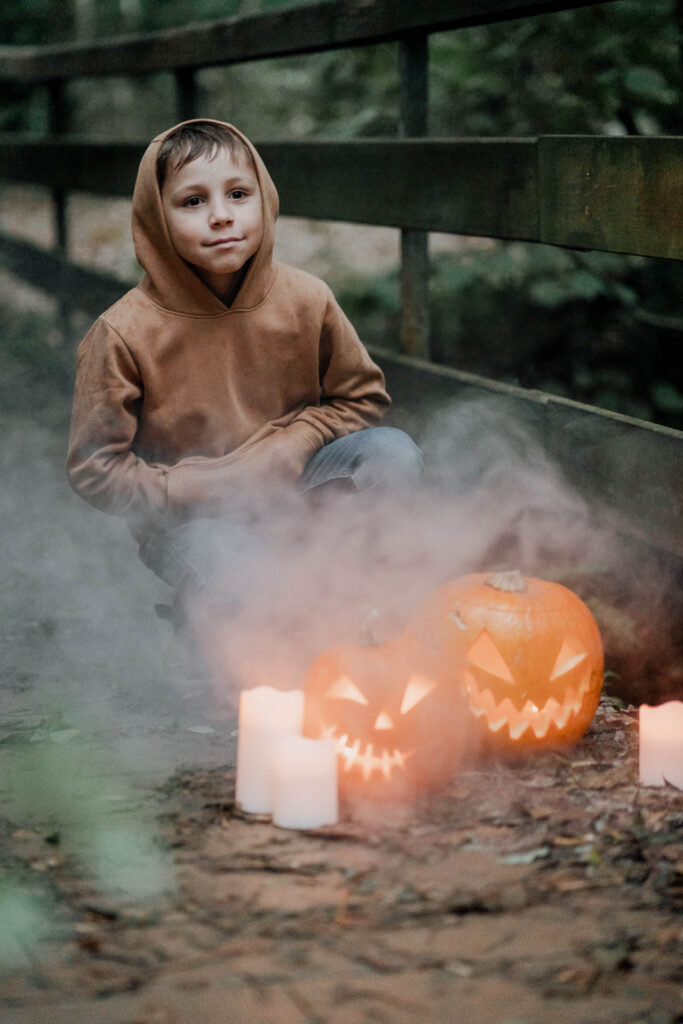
[161,147,264,301]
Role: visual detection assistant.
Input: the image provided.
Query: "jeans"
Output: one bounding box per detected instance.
[301,425,422,493]
[143,426,422,606]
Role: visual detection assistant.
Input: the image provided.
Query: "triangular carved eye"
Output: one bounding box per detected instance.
[326,676,368,705]
[550,636,588,680]
[467,630,515,683]
[400,674,436,715]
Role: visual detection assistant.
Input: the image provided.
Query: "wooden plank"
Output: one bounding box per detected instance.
[0,136,539,237]
[0,137,143,197]
[400,230,431,357]
[47,84,69,252]
[371,345,683,558]
[538,136,683,260]
[3,136,683,260]
[544,397,683,557]
[0,0,619,84]
[0,136,533,241]
[399,33,431,359]
[175,68,198,122]
[0,232,129,317]
[259,139,539,238]
[47,80,72,340]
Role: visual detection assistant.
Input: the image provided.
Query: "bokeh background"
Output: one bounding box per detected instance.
[2,0,683,428]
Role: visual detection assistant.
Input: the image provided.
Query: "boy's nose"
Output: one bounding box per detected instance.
[209,200,233,224]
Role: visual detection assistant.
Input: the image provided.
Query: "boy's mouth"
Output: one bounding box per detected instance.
[206,237,242,247]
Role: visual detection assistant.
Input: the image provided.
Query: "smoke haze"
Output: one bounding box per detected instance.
[2,374,680,959]
[204,394,628,705]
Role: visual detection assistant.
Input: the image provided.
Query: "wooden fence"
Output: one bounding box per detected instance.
[0,0,681,557]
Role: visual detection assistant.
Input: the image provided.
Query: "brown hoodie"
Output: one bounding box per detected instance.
[67,120,390,542]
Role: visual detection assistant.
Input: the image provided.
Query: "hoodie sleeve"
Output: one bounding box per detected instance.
[66,318,169,518]
[295,285,391,442]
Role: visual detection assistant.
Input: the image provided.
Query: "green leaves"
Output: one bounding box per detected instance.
[430,0,680,138]
[339,240,682,429]
[624,66,676,104]
[651,381,683,414]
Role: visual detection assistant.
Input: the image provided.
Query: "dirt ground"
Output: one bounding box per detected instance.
[1,317,682,1023]
[3,699,683,1023]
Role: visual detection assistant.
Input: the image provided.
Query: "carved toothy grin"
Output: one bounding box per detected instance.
[321,726,413,780]
[463,669,593,740]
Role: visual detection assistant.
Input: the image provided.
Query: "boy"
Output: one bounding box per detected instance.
[67,119,422,626]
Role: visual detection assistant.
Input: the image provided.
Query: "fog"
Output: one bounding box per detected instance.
[202,395,618,698]
[1,357,679,967]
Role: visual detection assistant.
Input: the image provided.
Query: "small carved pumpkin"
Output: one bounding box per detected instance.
[408,570,604,753]
[303,635,465,795]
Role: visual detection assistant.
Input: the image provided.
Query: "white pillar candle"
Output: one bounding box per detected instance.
[639,701,683,789]
[236,686,305,814]
[271,736,338,830]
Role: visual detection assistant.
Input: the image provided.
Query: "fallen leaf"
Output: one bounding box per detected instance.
[527,807,552,821]
[547,876,596,892]
[553,835,595,847]
[501,847,551,865]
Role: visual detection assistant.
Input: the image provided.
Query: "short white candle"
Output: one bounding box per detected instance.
[639,701,683,789]
[271,736,338,830]
[236,686,305,814]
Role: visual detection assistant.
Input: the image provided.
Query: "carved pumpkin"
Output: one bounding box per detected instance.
[303,635,465,795]
[408,570,604,753]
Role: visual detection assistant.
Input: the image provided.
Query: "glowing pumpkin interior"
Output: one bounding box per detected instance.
[303,637,465,793]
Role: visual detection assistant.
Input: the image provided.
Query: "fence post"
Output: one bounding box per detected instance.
[48,79,71,341]
[398,33,430,360]
[175,68,198,121]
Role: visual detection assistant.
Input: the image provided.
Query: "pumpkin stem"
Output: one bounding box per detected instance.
[485,569,528,593]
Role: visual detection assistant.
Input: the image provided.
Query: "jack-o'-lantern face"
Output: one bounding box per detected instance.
[408,571,604,753]
[304,636,465,794]
[462,624,599,745]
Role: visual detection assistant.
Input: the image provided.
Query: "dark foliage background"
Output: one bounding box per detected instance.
[1,0,682,427]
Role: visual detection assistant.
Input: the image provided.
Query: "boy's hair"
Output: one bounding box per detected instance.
[156,121,255,191]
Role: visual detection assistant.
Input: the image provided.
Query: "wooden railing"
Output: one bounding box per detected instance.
[0,0,619,82]
[0,0,681,557]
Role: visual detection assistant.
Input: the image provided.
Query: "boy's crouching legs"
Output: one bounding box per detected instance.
[145,520,274,688]
[144,517,271,682]
[301,426,423,496]
[144,517,269,614]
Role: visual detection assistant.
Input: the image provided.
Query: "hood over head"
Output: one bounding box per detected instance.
[132,118,279,315]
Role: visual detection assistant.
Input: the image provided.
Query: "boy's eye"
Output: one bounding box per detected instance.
[183,195,204,207]
[230,189,248,200]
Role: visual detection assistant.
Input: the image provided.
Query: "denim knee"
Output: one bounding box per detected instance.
[350,427,423,491]
[301,426,422,493]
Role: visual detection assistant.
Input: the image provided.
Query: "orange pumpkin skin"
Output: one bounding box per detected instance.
[303,635,466,797]
[408,572,604,754]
